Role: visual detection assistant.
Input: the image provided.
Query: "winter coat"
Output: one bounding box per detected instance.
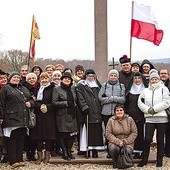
[52,85,77,133]
[0,83,33,127]
[106,114,137,148]
[76,80,102,124]
[119,71,134,95]
[98,81,125,116]
[126,93,145,122]
[30,83,57,140]
[138,82,170,118]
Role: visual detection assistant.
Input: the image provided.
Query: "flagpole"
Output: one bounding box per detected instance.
[28,15,34,69]
[130,1,134,62]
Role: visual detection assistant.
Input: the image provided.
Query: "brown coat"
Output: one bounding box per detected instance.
[106,114,137,148]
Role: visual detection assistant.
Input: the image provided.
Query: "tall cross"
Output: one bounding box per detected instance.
[109,57,119,69]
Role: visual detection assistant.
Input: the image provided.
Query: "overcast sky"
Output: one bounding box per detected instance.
[0,0,169,62]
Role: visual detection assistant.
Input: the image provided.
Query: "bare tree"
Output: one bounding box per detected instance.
[2,50,29,72]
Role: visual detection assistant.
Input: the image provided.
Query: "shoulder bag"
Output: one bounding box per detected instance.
[28,108,36,128]
[116,145,133,169]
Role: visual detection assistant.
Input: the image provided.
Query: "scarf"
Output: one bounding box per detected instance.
[129,83,145,94]
[37,82,50,100]
[108,80,118,85]
[86,79,99,88]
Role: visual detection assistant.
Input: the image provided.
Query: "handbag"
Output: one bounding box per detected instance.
[28,109,36,128]
[116,145,133,169]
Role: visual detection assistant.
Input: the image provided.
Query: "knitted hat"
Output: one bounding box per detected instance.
[119,55,130,64]
[52,70,62,78]
[75,65,84,73]
[85,69,95,76]
[108,69,119,78]
[149,69,160,80]
[8,72,20,82]
[61,72,73,81]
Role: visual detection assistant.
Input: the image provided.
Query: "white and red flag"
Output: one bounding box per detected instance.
[131,1,163,46]
[29,15,40,60]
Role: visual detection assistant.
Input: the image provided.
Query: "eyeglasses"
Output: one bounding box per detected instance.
[160,73,168,75]
[116,109,124,112]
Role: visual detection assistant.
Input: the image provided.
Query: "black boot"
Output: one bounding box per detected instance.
[112,157,117,168]
[156,156,163,167]
[30,151,36,161]
[156,160,162,167]
[62,148,70,160]
[55,141,63,156]
[26,151,32,161]
[137,158,148,167]
[92,149,98,158]
[67,148,75,159]
[137,141,150,167]
[84,150,90,158]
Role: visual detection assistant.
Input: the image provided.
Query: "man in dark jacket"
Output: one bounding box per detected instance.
[160,69,170,157]
[118,55,134,96]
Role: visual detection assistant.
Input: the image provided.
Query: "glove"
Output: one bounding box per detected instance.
[83,108,90,115]
[112,96,119,103]
[40,104,48,113]
[148,107,155,114]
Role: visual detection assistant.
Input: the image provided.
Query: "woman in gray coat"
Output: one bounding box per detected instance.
[52,72,77,160]
[98,69,125,158]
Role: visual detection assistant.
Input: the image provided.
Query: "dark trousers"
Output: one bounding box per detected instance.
[143,123,167,161]
[5,128,26,165]
[134,121,144,151]
[109,143,133,159]
[165,122,170,155]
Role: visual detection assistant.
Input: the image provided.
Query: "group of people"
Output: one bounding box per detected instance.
[0,55,169,169]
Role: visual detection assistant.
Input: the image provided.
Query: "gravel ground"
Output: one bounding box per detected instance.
[1,157,170,170]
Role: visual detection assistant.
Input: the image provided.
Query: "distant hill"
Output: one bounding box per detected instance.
[149,58,170,64]
[114,58,170,64]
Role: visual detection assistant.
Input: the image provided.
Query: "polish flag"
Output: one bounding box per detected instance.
[131,1,163,46]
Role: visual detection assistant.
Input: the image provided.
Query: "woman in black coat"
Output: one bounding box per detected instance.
[0,72,34,169]
[52,72,77,160]
[126,72,147,158]
[76,69,104,158]
[22,72,39,161]
[30,72,57,164]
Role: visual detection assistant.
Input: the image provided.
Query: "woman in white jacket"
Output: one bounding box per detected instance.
[137,69,170,167]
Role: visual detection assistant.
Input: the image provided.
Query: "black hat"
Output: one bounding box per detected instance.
[85,69,95,76]
[75,65,84,73]
[119,55,130,64]
[8,72,20,82]
[61,72,73,81]
[134,71,142,77]
[0,70,8,76]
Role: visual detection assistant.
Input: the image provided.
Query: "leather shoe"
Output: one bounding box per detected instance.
[11,162,20,169]
[92,150,98,158]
